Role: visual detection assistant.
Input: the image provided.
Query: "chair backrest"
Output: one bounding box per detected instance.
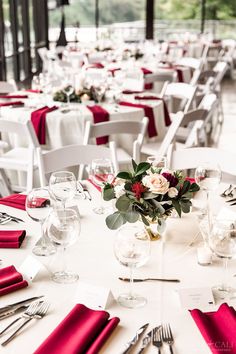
[83,117,148,163]
[212,61,228,89]
[175,57,203,70]
[37,143,118,187]
[168,146,236,180]
[0,119,39,148]
[0,80,17,93]
[165,82,198,113]
[144,72,175,85]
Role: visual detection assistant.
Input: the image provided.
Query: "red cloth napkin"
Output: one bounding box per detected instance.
[185,177,196,184]
[0,101,24,107]
[0,194,27,210]
[31,106,58,144]
[0,265,28,296]
[26,89,42,93]
[141,67,153,90]
[0,230,26,248]
[87,63,104,69]
[159,64,184,82]
[119,101,158,138]
[34,304,120,354]
[190,303,236,354]
[0,95,28,99]
[87,105,109,145]
[108,67,121,76]
[134,95,172,126]
[122,90,144,94]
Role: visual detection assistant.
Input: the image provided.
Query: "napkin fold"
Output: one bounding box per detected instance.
[0,95,28,99]
[0,194,27,210]
[108,67,121,76]
[0,265,28,296]
[87,63,104,69]
[0,101,24,107]
[134,95,172,126]
[34,304,120,354]
[119,101,158,138]
[141,67,153,90]
[0,230,26,248]
[31,106,58,144]
[190,303,236,354]
[87,105,109,145]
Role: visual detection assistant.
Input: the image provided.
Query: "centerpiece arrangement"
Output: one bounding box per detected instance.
[103,160,199,239]
[53,86,104,103]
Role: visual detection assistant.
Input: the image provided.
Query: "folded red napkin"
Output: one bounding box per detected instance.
[0,101,24,107]
[0,194,27,210]
[119,101,158,138]
[87,63,104,69]
[0,230,26,248]
[141,67,153,90]
[34,304,120,354]
[31,106,58,144]
[108,67,121,76]
[134,95,172,126]
[122,90,144,94]
[87,105,109,145]
[0,95,28,99]
[0,265,28,296]
[26,89,42,93]
[190,303,236,354]
[185,177,196,184]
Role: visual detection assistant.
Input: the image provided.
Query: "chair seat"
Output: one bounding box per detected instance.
[0,147,33,170]
[141,141,162,156]
[116,148,133,164]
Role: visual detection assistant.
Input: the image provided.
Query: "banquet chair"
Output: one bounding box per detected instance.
[164,82,198,113]
[0,80,17,93]
[37,143,118,187]
[0,120,40,196]
[83,117,148,168]
[141,111,184,160]
[144,72,176,94]
[175,57,204,71]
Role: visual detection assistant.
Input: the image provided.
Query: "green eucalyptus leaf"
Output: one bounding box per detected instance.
[124,210,139,223]
[172,199,182,217]
[143,192,158,200]
[140,214,150,226]
[103,187,115,201]
[105,212,125,230]
[115,195,131,212]
[180,200,191,213]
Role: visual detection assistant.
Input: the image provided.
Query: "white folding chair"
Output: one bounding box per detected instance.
[0,80,17,93]
[164,82,197,113]
[175,57,204,71]
[37,143,118,187]
[83,117,148,167]
[0,120,40,195]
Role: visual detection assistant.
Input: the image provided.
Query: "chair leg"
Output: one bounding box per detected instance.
[0,169,12,196]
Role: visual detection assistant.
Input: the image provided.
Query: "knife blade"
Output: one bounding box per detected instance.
[0,295,44,316]
[78,181,92,201]
[0,304,30,320]
[119,277,180,283]
[0,212,24,223]
[121,323,149,354]
[137,326,161,354]
[226,198,236,203]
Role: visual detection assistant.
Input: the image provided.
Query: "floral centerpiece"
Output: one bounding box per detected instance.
[53,86,103,103]
[103,160,199,238]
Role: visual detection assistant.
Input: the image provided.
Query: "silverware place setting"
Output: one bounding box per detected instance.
[137,326,161,354]
[0,212,24,224]
[161,323,174,354]
[0,295,44,320]
[76,181,92,201]
[121,323,149,354]
[118,277,180,283]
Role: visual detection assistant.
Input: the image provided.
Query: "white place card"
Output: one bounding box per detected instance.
[75,281,115,310]
[19,255,44,282]
[177,287,215,310]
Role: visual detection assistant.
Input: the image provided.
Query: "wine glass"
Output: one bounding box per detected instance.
[93,83,106,104]
[26,188,56,256]
[90,158,114,214]
[208,220,236,300]
[49,171,77,209]
[146,156,167,168]
[62,73,74,108]
[195,162,221,234]
[46,208,81,283]
[114,224,151,308]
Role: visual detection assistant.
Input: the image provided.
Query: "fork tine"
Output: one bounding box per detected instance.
[168,324,173,340]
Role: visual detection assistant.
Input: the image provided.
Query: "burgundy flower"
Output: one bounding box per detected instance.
[162,172,178,187]
[131,182,146,200]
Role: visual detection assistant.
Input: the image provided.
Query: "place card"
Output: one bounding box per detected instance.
[177,287,215,310]
[19,255,44,282]
[75,281,115,310]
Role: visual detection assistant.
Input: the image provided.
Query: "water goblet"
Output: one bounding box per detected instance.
[46,208,81,283]
[114,224,151,308]
[146,155,167,168]
[62,74,74,108]
[90,158,114,214]
[49,171,77,209]
[26,188,56,256]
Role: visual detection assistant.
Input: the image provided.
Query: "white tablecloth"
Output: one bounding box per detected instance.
[1,184,236,354]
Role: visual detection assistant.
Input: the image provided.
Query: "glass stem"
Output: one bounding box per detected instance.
[67,94,70,106]
[221,258,228,292]
[60,245,67,274]
[206,191,212,235]
[39,220,46,248]
[129,266,134,299]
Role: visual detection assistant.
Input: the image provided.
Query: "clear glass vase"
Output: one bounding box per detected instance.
[144,217,167,241]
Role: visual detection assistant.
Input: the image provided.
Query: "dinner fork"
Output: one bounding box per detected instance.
[220,184,233,197]
[1,302,50,346]
[152,328,162,353]
[161,324,174,354]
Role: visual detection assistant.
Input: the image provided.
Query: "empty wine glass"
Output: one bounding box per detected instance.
[62,73,74,108]
[26,188,56,256]
[195,162,221,234]
[146,156,167,168]
[114,224,151,308]
[90,158,114,214]
[93,83,106,104]
[208,220,236,300]
[49,171,77,209]
[46,208,81,283]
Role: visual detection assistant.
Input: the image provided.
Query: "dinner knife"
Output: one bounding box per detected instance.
[78,181,92,201]
[119,277,180,283]
[137,326,161,354]
[121,323,149,354]
[0,212,24,223]
[0,296,44,316]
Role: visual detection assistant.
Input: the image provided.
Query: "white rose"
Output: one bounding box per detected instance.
[114,183,126,198]
[168,187,178,198]
[113,178,125,186]
[142,174,169,194]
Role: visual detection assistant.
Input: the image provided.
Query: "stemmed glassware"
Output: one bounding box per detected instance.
[90,158,114,214]
[114,224,151,308]
[26,188,56,256]
[49,171,77,209]
[62,73,74,108]
[46,208,81,283]
[195,162,221,235]
[146,156,167,168]
[93,83,106,104]
[208,220,236,300]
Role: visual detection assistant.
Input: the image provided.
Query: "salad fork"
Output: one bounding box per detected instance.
[220,184,233,197]
[161,324,174,354]
[152,328,162,353]
[1,302,50,346]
